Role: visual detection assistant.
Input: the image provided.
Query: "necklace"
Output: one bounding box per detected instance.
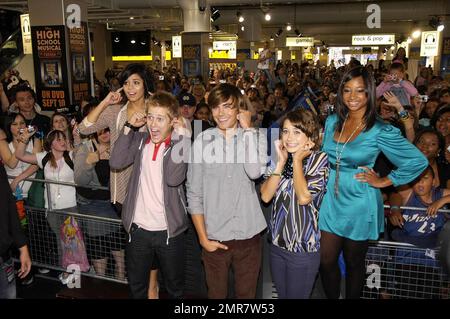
[334,117,363,196]
[53,157,63,202]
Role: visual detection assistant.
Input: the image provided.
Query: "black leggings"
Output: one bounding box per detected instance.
[319,231,369,299]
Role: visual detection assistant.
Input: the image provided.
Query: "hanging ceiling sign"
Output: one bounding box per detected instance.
[352,34,395,45]
[172,35,182,58]
[420,31,439,57]
[21,14,32,54]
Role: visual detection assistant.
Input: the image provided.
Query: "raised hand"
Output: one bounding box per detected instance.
[128,111,147,128]
[383,91,403,112]
[86,151,99,165]
[102,87,123,106]
[274,140,288,167]
[293,140,314,162]
[18,126,36,144]
[172,116,189,137]
[237,109,252,129]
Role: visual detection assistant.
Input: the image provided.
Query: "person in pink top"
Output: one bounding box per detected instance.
[376,63,418,107]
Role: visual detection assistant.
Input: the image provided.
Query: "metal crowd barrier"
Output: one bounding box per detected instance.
[25,207,127,284]
[363,240,449,299]
[9,174,127,284]
[11,175,207,296]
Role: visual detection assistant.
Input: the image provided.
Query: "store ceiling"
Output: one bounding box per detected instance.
[0,0,448,45]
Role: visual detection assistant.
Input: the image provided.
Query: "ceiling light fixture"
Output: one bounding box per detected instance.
[429,16,445,32]
[286,25,292,31]
[237,11,244,23]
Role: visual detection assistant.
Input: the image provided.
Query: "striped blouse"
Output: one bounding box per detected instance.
[78,102,146,205]
[265,151,329,253]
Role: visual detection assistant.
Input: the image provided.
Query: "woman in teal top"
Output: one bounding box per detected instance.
[319,66,428,299]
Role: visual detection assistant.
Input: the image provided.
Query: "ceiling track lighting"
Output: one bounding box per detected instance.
[210,7,220,22]
[429,16,444,32]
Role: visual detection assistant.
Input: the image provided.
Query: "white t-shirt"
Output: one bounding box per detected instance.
[35,151,77,210]
[6,141,35,198]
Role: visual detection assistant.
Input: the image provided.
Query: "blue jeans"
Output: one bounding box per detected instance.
[0,258,16,299]
[126,225,185,299]
[270,244,320,299]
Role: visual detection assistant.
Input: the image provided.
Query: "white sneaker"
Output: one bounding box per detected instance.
[38,268,50,274]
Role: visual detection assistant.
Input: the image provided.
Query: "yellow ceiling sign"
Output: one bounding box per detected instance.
[112,56,153,61]
[209,50,235,59]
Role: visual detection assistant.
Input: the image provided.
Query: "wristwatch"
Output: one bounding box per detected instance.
[124,122,139,131]
[398,109,409,120]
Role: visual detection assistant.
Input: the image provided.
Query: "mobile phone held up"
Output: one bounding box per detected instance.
[20,125,35,134]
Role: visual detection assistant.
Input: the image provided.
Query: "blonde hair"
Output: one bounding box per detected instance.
[145,91,179,120]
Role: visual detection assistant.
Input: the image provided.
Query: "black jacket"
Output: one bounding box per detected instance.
[0,164,27,256]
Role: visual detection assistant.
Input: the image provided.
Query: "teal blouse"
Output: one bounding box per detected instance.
[319,114,428,240]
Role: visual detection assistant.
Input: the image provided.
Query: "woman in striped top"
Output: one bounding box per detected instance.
[261,109,329,299]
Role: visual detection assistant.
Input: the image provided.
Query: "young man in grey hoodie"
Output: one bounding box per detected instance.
[110,91,190,299]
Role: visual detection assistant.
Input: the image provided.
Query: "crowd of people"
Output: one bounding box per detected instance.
[0,48,449,299]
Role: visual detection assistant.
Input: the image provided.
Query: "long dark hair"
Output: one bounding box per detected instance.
[51,112,73,147]
[335,66,377,132]
[4,113,27,143]
[431,105,450,129]
[413,127,445,160]
[43,130,68,168]
[118,63,154,99]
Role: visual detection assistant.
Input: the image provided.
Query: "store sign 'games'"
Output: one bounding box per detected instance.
[286,37,314,47]
[352,34,395,45]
